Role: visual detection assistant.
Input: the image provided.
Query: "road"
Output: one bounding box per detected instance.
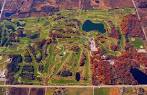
[0,0,6,20]
[131,0,147,41]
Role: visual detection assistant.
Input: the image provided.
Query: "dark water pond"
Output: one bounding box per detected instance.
[130,68,147,84]
[82,20,106,33]
[5,12,15,17]
[75,72,80,81]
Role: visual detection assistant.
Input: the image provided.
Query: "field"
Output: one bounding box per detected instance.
[46,87,93,95]
[94,87,147,95]
[94,88,120,95]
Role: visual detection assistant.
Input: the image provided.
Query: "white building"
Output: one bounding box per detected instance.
[90,38,98,51]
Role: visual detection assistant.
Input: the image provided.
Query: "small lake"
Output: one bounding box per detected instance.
[75,72,80,81]
[5,12,15,17]
[130,68,147,84]
[82,20,106,33]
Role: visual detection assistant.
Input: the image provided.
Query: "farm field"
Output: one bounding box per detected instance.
[94,87,147,95]
[0,87,93,95]
[46,87,93,95]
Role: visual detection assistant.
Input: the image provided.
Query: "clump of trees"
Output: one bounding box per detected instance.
[0,20,17,46]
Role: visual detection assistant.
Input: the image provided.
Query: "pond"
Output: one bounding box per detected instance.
[5,12,15,17]
[75,72,80,81]
[130,68,147,84]
[82,20,106,33]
